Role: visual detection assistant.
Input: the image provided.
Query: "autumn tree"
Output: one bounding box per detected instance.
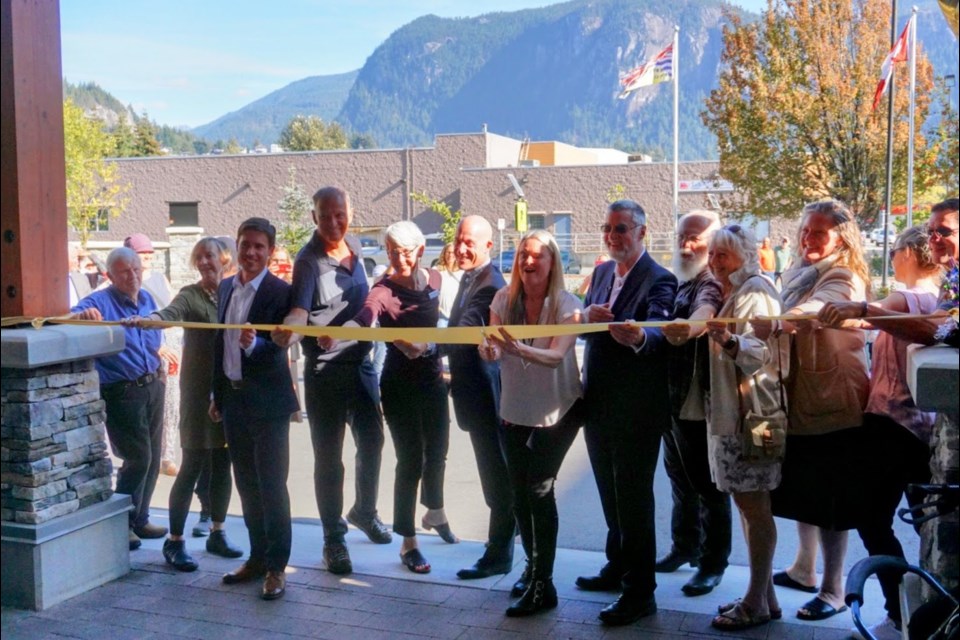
[276,166,314,257]
[63,99,129,249]
[702,0,937,227]
[279,115,348,151]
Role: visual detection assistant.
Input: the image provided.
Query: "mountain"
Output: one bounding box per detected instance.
[191,70,358,146]
[339,0,732,158]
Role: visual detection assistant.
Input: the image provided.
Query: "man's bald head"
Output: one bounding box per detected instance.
[454,215,494,271]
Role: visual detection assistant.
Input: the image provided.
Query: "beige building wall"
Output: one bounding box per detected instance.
[98,131,731,252]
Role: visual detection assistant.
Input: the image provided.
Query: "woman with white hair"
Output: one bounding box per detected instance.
[346,220,455,574]
[702,225,784,630]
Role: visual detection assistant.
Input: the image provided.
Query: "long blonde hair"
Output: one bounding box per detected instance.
[798,199,870,287]
[503,230,566,325]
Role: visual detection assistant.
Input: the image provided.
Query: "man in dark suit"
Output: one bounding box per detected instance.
[211,217,298,601]
[446,215,516,580]
[577,200,677,625]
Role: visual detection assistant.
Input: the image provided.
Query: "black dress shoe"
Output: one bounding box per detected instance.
[222,560,267,584]
[457,555,512,579]
[598,594,657,626]
[347,508,393,544]
[575,572,621,592]
[654,549,699,573]
[511,562,532,598]
[505,579,558,617]
[162,539,199,572]
[206,530,244,558]
[681,568,724,596]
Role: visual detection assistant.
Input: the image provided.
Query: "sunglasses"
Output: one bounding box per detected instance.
[724,224,743,235]
[600,222,640,235]
[929,225,958,239]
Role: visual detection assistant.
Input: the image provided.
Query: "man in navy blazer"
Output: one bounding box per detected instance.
[576,200,677,625]
[446,215,516,580]
[211,217,298,601]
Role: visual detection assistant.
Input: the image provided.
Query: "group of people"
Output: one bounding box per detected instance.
[68,189,958,635]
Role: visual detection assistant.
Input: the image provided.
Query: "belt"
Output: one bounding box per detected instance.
[105,370,159,390]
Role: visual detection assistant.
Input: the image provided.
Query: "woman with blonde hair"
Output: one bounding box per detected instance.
[480,229,583,616]
[752,199,870,622]
[129,237,244,570]
[818,225,942,637]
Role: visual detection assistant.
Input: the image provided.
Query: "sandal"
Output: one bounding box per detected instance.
[773,570,818,593]
[711,602,772,631]
[718,599,782,620]
[796,596,847,621]
[400,548,431,574]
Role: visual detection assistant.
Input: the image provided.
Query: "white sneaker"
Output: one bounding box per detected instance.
[852,616,902,640]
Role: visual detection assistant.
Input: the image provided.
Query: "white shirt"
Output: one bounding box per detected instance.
[222,268,269,381]
[608,248,645,308]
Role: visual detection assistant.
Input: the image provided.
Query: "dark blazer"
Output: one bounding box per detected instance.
[582,251,677,429]
[446,262,506,432]
[212,271,299,420]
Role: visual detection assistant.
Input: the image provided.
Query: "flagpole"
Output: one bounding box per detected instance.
[672,25,679,234]
[882,0,898,291]
[906,8,917,227]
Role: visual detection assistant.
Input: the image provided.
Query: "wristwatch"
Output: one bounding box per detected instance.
[722,335,738,351]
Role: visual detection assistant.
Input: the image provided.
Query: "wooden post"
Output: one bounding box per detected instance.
[1,0,69,318]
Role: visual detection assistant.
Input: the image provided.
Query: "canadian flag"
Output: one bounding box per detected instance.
[872,16,913,111]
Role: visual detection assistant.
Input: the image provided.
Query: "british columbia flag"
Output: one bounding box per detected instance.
[618,43,674,99]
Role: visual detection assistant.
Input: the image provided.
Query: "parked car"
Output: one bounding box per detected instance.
[870,225,897,245]
[495,248,582,274]
[364,233,446,276]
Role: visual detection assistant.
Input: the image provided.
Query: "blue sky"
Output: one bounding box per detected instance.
[60,0,767,129]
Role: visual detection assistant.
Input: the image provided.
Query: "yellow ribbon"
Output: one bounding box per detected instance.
[1,311,949,345]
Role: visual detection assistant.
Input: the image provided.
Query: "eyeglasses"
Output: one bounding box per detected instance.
[600,222,640,235]
[388,247,420,259]
[929,225,958,239]
[724,224,743,235]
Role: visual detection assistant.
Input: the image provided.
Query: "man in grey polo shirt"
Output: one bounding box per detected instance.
[273,186,389,576]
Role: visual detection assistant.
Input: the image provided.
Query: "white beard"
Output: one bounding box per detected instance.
[672,251,708,283]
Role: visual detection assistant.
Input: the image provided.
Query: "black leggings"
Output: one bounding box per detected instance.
[168,448,233,537]
[501,401,582,580]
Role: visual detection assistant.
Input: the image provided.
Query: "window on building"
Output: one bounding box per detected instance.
[86,208,110,232]
[168,202,199,227]
[528,213,546,230]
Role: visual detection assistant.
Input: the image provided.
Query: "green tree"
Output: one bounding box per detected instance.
[702,0,937,227]
[349,132,378,149]
[112,112,138,157]
[133,113,163,156]
[276,166,314,257]
[279,114,348,151]
[931,85,959,193]
[410,191,461,244]
[63,99,129,249]
[224,138,243,154]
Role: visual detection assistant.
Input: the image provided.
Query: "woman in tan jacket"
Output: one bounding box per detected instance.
[752,199,870,622]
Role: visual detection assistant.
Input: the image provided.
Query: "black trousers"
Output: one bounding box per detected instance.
[662,417,732,572]
[168,447,233,537]
[501,402,581,580]
[855,413,931,625]
[101,377,164,528]
[221,389,292,572]
[584,415,663,599]
[380,376,449,538]
[467,413,516,561]
[304,365,385,543]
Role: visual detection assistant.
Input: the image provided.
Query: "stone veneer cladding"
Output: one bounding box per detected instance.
[0,360,113,524]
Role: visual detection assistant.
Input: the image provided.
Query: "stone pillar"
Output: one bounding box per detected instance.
[166,226,204,292]
[1,324,132,610]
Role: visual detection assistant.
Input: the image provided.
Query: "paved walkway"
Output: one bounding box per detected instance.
[3,513,880,639]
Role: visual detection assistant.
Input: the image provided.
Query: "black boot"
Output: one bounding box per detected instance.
[511,561,533,598]
[506,578,557,617]
[163,539,199,572]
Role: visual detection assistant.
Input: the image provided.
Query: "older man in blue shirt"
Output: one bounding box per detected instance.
[71,246,167,550]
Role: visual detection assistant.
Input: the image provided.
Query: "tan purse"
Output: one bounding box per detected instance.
[737,341,787,465]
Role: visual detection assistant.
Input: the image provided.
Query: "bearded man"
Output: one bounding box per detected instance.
[658,210,732,597]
